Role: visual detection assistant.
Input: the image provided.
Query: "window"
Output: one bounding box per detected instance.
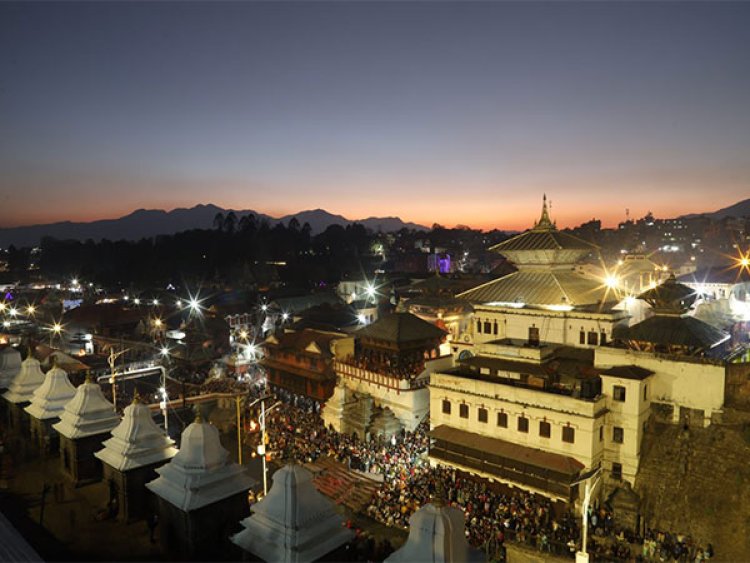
[613,427,624,444]
[442,400,451,415]
[517,416,529,433]
[562,426,575,443]
[613,385,627,402]
[611,462,622,480]
[587,331,598,346]
[539,421,551,438]
[459,404,469,419]
[478,407,488,423]
[497,412,508,428]
[493,322,498,335]
[528,327,540,346]
[599,426,604,442]
[643,385,648,401]
[600,331,607,345]
[484,322,492,334]
[476,320,482,333]
[579,330,586,345]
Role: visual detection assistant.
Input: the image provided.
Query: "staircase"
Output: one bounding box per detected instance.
[636,420,750,560]
[310,457,381,513]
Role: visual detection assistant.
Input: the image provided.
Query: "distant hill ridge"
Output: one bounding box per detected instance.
[680,198,750,220]
[0,204,427,248]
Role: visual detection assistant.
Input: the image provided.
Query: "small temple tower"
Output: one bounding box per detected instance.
[2,350,46,436]
[94,394,177,522]
[0,346,22,390]
[231,464,354,563]
[146,415,255,560]
[385,494,486,563]
[53,374,120,486]
[24,361,76,452]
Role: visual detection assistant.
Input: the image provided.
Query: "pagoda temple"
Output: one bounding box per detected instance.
[457,196,628,351]
[2,350,45,436]
[0,346,22,390]
[231,464,354,563]
[615,274,730,357]
[53,375,120,486]
[385,494,485,563]
[323,312,450,436]
[24,361,76,452]
[146,415,255,559]
[94,394,177,522]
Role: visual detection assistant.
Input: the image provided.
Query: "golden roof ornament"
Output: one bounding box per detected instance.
[131,389,142,405]
[532,193,555,231]
[194,408,203,423]
[85,370,93,383]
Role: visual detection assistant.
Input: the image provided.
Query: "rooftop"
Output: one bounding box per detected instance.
[356,312,447,344]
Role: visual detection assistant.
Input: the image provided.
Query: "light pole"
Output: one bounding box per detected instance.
[572,466,602,563]
[257,398,281,496]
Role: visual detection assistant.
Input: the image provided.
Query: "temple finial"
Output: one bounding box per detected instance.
[194,408,203,423]
[85,370,93,383]
[432,480,446,508]
[534,194,554,230]
[131,389,141,404]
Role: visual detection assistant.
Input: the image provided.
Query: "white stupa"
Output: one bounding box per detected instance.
[231,464,354,563]
[2,351,46,404]
[0,346,22,389]
[24,363,76,420]
[146,415,254,511]
[95,393,177,472]
[385,497,486,563]
[53,376,120,439]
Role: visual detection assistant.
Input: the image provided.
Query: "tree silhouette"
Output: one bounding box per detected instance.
[213,212,225,231]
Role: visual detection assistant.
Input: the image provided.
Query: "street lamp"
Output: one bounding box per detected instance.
[571,466,602,563]
[248,395,281,496]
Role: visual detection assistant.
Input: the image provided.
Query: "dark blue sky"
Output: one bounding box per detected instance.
[1,1,749,230]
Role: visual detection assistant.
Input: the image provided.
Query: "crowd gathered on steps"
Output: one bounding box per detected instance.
[257,386,717,562]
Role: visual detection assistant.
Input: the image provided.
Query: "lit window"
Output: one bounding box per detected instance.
[478,407,488,423]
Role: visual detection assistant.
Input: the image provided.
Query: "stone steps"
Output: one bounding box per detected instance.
[312,457,380,513]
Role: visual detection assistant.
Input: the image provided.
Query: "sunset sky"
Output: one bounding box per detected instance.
[1,2,749,231]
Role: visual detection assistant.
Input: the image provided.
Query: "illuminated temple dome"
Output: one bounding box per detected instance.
[146,416,254,511]
[0,346,22,390]
[385,496,486,563]
[95,395,177,472]
[24,363,76,420]
[53,376,120,440]
[231,464,354,563]
[458,196,613,311]
[2,351,46,404]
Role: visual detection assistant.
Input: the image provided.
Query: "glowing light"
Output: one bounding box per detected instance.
[71,278,79,286]
[26,305,36,315]
[0,303,5,312]
[741,257,750,268]
[604,275,619,289]
[189,298,200,311]
[357,314,367,324]
[365,284,376,298]
[153,318,163,328]
[160,347,170,356]
[2,321,9,328]
[134,298,141,305]
[176,299,182,308]
[261,304,267,311]
[546,304,574,312]
[8,307,17,317]
[281,313,289,321]
[152,299,159,306]
[239,330,248,339]
[123,295,129,301]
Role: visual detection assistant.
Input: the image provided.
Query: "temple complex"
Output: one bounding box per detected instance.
[24,361,75,452]
[323,312,450,436]
[95,394,178,522]
[146,415,254,560]
[231,464,353,562]
[53,375,120,486]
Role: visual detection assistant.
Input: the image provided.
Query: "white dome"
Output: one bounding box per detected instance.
[24,365,76,420]
[2,354,46,404]
[53,378,120,439]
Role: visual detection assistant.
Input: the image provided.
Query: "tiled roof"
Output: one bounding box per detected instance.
[489,229,597,253]
[598,365,654,381]
[457,270,615,308]
[356,312,446,343]
[431,425,584,477]
[618,315,729,350]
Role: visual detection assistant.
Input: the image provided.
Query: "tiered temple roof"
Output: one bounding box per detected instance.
[24,363,76,420]
[2,353,46,404]
[459,197,613,310]
[231,464,353,563]
[356,312,446,345]
[53,377,120,439]
[95,396,177,472]
[146,417,254,511]
[0,346,22,389]
[385,497,485,563]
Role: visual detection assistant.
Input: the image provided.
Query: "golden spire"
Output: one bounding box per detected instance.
[194,408,203,423]
[85,370,93,383]
[131,389,142,405]
[533,193,555,231]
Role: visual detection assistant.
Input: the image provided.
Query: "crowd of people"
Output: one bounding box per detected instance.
[256,387,717,562]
